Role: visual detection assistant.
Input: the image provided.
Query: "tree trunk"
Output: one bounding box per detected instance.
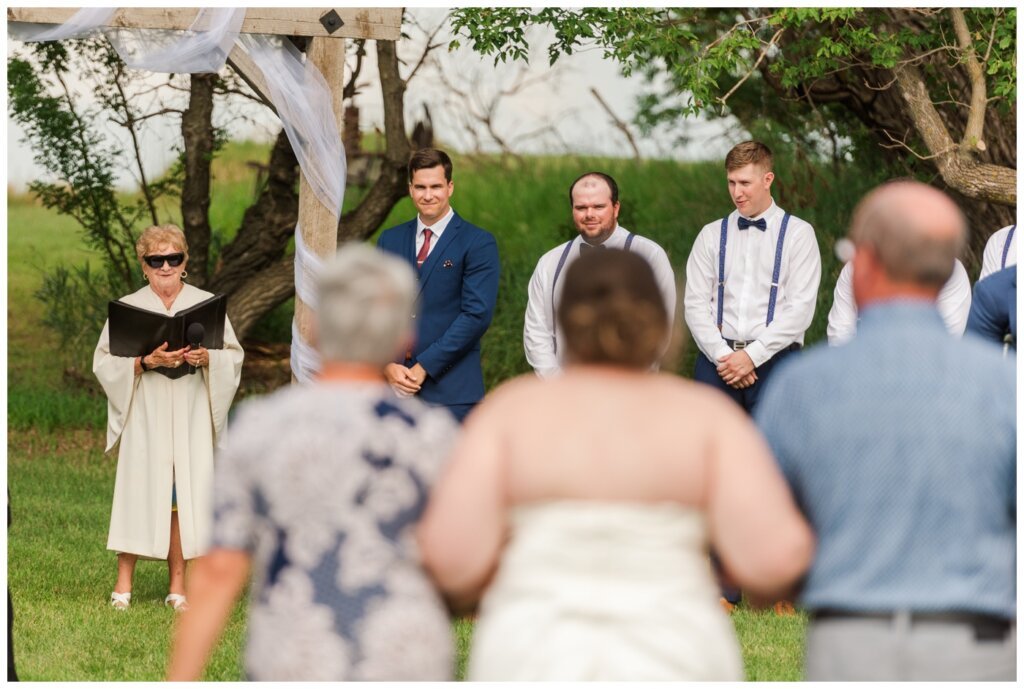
[208,130,300,298]
[225,258,295,337]
[337,38,411,243]
[181,73,216,287]
[217,39,414,340]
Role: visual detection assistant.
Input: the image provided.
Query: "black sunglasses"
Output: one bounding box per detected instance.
[144,253,185,269]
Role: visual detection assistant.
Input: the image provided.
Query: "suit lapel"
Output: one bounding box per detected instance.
[417,213,462,293]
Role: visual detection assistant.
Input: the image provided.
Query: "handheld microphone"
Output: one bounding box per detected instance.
[186,322,205,375]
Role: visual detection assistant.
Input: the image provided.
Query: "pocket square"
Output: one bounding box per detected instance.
[443,259,454,268]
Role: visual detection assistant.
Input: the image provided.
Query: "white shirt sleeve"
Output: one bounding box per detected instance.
[980,226,1016,280]
[684,224,733,363]
[743,221,822,368]
[937,259,971,336]
[826,262,857,346]
[523,254,562,378]
[646,242,677,330]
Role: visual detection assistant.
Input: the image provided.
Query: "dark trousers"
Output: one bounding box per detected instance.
[444,403,476,424]
[694,343,800,603]
[693,343,800,416]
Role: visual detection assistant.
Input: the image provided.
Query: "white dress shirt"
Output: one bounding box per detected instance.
[523,225,677,378]
[415,207,455,259]
[826,259,971,345]
[684,201,821,368]
[980,224,1017,280]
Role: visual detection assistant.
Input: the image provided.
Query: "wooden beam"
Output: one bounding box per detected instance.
[226,45,276,115]
[7,8,402,41]
[293,34,346,381]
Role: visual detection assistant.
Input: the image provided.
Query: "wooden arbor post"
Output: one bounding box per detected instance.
[9,7,403,380]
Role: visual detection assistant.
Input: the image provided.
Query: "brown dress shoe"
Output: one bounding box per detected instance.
[719,597,737,614]
[773,600,796,616]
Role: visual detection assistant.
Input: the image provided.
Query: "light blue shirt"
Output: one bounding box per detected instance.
[756,301,1016,618]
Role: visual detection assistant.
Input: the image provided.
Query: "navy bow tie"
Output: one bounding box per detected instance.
[579,242,606,254]
[738,216,768,231]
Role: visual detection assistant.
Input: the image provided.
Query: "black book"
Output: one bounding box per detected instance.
[108,293,227,379]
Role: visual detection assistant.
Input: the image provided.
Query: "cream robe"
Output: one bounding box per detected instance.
[93,283,244,560]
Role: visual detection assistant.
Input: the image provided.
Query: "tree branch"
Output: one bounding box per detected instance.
[949,7,988,152]
[893,60,1014,204]
[591,87,641,160]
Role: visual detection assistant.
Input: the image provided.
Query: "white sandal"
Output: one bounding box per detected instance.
[165,593,189,612]
[110,591,131,610]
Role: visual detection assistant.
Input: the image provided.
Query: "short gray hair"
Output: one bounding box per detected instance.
[315,243,417,366]
[849,180,967,287]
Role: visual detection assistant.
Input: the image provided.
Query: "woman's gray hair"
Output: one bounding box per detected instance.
[316,243,418,367]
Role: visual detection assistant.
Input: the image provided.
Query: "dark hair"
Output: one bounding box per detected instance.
[558,249,667,369]
[568,171,619,206]
[725,140,773,173]
[408,148,453,183]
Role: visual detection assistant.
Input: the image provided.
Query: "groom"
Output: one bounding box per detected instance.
[376,148,500,422]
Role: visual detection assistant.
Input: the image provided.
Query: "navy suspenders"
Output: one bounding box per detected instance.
[1001,224,1016,270]
[716,213,791,329]
[551,233,636,352]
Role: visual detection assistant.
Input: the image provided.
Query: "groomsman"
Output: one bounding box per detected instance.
[684,141,821,415]
[524,171,676,378]
[979,223,1017,280]
[827,258,971,344]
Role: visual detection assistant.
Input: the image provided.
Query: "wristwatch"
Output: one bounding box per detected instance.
[139,356,150,372]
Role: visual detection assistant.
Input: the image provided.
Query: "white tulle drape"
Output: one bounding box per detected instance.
[105,8,244,74]
[10,7,348,383]
[8,7,116,42]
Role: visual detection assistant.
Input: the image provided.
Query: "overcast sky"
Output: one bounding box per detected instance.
[6,8,736,191]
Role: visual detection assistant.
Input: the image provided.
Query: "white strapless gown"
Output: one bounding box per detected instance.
[468,501,744,681]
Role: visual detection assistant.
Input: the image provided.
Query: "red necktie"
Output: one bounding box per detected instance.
[417,228,433,268]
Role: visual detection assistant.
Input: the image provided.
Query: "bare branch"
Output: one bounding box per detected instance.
[949,7,987,152]
[591,87,641,160]
[717,26,785,109]
[402,18,447,85]
[880,128,951,161]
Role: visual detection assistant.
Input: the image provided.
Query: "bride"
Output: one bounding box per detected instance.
[418,249,814,681]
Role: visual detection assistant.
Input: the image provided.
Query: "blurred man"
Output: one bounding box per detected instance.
[683,141,821,415]
[377,148,500,423]
[524,171,676,378]
[756,181,1016,681]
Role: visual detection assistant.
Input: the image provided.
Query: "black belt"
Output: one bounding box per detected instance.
[811,609,1013,642]
[724,339,801,353]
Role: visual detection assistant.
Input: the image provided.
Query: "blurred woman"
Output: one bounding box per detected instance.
[93,224,243,611]
[167,244,456,681]
[419,249,814,681]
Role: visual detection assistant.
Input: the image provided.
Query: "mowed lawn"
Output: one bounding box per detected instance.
[6,146,843,680]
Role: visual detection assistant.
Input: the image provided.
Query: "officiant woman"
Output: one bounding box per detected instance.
[93,224,244,612]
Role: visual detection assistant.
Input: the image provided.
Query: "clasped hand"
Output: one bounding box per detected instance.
[385,362,426,397]
[145,342,209,369]
[717,350,757,389]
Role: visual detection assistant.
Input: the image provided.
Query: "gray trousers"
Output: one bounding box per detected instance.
[805,613,1016,681]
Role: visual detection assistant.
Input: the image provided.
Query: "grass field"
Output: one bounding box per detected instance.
[7,142,874,680]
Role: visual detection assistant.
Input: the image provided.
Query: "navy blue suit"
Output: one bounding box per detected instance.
[966,265,1016,352]
[377,212,500,421]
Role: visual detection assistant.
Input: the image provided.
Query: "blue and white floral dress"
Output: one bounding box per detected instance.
[211,382,457,681]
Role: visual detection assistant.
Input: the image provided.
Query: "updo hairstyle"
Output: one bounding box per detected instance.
[558,249,668,370]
